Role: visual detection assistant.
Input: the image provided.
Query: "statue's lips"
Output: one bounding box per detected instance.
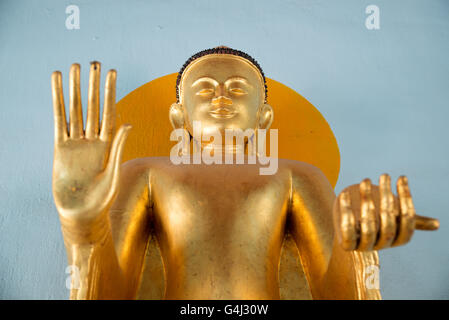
[209,107,237,119]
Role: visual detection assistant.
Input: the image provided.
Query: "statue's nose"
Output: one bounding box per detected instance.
[211,96,233,106]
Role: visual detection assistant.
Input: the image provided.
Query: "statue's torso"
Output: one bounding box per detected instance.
[111,157,314,299]
[152,160,291,299]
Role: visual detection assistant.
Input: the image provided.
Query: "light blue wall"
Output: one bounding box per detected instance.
[0,0,448,299]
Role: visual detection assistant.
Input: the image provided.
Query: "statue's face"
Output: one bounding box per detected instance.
[178,55,266,137]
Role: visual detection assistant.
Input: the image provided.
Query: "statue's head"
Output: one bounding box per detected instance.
[170,47,273,141]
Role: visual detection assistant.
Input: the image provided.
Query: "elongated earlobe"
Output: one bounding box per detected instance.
[169,103,185,129]
[257,104,273,130]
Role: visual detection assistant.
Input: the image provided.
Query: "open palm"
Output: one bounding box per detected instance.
[51,62,131,222]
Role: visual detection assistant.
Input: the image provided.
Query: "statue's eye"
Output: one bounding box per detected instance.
[197,88,214,96]
[230,88,247,95]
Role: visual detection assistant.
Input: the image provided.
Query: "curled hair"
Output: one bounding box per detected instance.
[176,47,267,103]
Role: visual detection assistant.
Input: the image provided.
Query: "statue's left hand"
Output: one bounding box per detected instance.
[333,174,439,251]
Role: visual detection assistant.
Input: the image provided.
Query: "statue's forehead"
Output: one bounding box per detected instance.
[180,55,263,84]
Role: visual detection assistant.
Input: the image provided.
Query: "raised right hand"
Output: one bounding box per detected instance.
[51,62,131,222]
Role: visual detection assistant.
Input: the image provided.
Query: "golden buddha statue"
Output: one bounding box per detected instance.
[51,47,439,300]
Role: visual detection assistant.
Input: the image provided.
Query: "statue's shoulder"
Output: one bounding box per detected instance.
[121,156,172,172]
[278,158,325,176]
[118,157,174,187]
[278,158,331,188]
[114,157,172,204]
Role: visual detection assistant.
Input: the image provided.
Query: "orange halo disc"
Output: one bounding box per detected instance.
[116,73,340,187]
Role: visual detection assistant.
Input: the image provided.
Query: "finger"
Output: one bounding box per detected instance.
[51,71,68,143]
[393,176,416,246]
[69,63,84,138]
[86,61,101,139]
[104,124,132,187]
[358,179,378,251]
[374,174,398,250]
[338,190,357,250]
[100,69,117,142]
[415,215,439,231]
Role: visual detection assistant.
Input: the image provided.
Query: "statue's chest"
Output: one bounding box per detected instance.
[150,165,290,242]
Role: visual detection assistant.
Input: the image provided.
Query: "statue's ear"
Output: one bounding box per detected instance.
[257,104,274,130]
[169,103,185,129]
